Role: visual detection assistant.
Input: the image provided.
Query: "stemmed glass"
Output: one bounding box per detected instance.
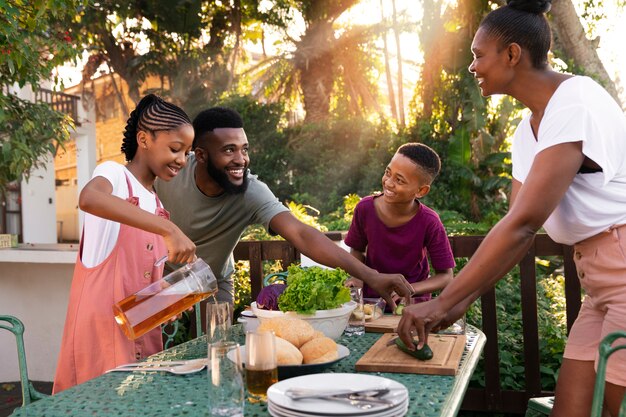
[206,301,232,343]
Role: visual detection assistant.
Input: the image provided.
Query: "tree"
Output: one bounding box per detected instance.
[0,0,84,193]
[246,0,388,122]
[550,0,622,105]
[73,0,268,111]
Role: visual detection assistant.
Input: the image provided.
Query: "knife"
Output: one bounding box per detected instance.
[114,358,206,369]
[386,335,400,347]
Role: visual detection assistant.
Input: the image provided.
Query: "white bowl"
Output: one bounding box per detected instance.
[237,316,260,332]
[250,301,357,340]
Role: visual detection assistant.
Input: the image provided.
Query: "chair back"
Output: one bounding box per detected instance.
[0,315,48,406]
[590,331,626,417]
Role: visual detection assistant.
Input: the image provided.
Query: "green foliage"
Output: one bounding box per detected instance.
[232,260,252,318]
[465,258,569,392]
[284,118,395,213]
[0,95,74,190]
[0,0,84,87]
[241,199,327,241]
[0,0,84,192]
[321,193,361,231]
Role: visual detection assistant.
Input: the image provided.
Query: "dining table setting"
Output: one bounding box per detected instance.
[10,317,485,417]
[11,265,486,417]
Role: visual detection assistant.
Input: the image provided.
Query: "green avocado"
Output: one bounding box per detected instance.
[394,337,434,361]
[394,304,404,315]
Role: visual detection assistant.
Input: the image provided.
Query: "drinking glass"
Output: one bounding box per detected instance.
[245,330,278,403]
[206,301,232,343]
[345,287,365,336]
[208,341,244,417]
[439,313,467,335]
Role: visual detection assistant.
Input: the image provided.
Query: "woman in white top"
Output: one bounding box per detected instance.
[397,1,626,415]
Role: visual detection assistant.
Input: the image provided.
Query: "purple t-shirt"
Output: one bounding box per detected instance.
[344,195,455,302]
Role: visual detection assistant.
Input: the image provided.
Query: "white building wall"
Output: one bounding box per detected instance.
[74,96,98,233]
[10,82,96,243]
[0,247,76,382]
[21,161,58,243]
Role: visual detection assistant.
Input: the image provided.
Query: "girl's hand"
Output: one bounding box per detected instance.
[162,223,196,264]
[167,306,195,323]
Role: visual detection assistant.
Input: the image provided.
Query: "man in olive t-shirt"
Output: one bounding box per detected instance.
[155,107,413,306]
[156,153,287,301]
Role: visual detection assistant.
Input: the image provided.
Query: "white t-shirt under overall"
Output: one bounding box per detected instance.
[81,161,160,267]
[512,76,626,245]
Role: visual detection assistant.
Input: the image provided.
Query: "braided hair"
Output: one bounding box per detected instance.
[479,0,552,69]
[120,94,192,161]
[397,142,441,183]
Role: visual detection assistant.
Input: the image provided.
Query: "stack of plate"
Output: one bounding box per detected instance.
[266,373,409,417]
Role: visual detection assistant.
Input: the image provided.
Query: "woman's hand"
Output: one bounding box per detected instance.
[397,295,472,349]
[396,298,448,349]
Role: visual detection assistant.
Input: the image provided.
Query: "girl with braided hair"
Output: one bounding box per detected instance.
[397,1,626,415]
[53,94,196,393]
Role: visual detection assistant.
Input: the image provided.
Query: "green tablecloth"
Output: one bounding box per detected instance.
[11,326,485,417]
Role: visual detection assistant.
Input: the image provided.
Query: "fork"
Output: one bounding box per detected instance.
[285,387,393,400]
[311,395,393,410]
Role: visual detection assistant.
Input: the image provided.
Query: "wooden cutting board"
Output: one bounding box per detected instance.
[364,315,401,333]
[355,333,466,376]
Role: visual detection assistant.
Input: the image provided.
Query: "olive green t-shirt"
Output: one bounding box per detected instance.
[155,155,288,302]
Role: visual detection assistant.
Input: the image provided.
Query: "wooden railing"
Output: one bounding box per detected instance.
[35,88,81,125]
[233,233,581,415]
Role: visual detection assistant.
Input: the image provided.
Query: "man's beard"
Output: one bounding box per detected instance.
[205,158,249,195]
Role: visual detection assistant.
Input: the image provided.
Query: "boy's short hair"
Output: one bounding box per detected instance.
[397,142,441,183]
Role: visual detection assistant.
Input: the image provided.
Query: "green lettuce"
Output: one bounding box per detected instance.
[278,265,351,314]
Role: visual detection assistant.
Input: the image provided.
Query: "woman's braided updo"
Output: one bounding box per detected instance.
[479,0,552,69]
[121,94,192,161]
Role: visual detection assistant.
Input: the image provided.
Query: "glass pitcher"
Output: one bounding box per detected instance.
[113,258,218,340]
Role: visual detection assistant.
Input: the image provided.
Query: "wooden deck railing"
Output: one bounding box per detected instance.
[233,233,581,415]
[35,88,81,125]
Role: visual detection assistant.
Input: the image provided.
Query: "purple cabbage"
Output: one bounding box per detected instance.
[256,284,286,310]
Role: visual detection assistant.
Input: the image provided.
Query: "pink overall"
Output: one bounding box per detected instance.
[53,175,169,393]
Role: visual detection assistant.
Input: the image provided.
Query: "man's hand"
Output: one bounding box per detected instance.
[366,272,413,311]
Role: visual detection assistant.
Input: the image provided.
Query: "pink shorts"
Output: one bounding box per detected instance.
[564,224,626,386]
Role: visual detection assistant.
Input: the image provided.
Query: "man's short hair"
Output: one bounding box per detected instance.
[192,107,244,147]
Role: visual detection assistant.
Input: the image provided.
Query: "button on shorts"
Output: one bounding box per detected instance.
[564,224,626,386]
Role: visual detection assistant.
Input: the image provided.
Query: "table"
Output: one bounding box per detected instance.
[11,326,485,417]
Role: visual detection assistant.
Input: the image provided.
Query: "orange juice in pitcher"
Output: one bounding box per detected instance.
[113,258,218,340]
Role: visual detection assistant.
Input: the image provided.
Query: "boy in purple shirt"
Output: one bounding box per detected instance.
[344,143,455,304]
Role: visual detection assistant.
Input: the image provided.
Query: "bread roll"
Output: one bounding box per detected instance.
[258,317,315,348]
[275,337,303,365]
[300,336,338,364]
[311,330,325,339]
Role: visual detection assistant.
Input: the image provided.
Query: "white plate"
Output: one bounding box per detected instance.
[228,344,349,379]
[268,399,408,417]
[267,373,408,416]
